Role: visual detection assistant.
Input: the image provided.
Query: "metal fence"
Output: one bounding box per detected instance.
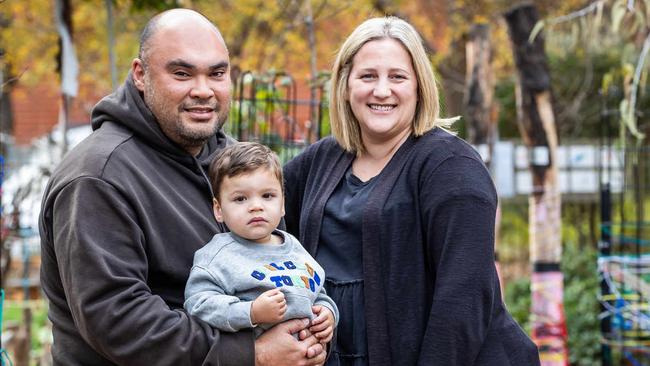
[599,99,650,366]
[224,71,331,163]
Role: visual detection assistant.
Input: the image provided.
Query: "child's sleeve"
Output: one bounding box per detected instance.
[184,265,255,332]
[314,289,339,326]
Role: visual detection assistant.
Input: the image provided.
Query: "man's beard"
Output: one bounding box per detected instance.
[174,100,229,142]
[144,81,230,151]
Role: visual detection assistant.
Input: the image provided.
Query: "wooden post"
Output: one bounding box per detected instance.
[304,0,319,142]
[464,23,504,294]
[55,0,75,156]
[464,23,495,146]
[504,4,568,365]
[105,0,117,90]
[6,307,32,366]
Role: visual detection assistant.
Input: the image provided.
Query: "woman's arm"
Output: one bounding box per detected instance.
[419,156,499,365]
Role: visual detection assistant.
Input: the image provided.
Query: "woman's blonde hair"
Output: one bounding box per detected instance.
[329,16,455,153]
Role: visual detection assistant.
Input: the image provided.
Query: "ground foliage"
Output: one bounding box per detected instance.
[505,241,600,366]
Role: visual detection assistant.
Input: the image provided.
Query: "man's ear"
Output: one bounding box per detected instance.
[132,58,146,92]
[213,198,224,223]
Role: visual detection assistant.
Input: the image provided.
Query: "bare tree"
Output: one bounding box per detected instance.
[464,23,496,146]
[505,4,568,364]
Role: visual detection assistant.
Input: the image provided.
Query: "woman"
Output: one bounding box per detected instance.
[284,16,540,366]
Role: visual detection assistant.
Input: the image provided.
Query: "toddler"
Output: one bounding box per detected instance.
[184,142,338,343]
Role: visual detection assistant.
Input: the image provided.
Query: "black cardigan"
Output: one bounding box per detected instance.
[284,128,540,365]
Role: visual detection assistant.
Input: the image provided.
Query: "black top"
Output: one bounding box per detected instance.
[318,167,376,364]
[318,168,375,281]
[284,131,540,366]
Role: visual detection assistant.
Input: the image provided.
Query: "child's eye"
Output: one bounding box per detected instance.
[262,193,276,199]
[233,196,246,202]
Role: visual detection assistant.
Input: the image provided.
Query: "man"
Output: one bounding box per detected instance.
[39,8,325,365]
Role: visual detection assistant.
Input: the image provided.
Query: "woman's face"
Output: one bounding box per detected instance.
[347,38,418,146]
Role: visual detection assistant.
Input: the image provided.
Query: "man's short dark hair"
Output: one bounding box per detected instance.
[138,15,160,65]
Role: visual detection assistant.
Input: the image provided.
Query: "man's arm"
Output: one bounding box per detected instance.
[50,177,254,365]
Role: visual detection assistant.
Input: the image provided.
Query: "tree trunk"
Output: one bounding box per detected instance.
[55,0,74,155]
[463,23,505,294]
[0,10,12,290]
[56,0,74,78]
[6,307,32,366]
[504,4,568,365]
[105,0,117,90]
[0,9,12,152]
[304,0,319,142]
[464,23,495,146]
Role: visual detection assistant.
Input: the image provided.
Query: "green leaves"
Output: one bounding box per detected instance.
[129,0,180,11]
[611,0,627,33]
[504,241,601,365]
[561,242,600,365]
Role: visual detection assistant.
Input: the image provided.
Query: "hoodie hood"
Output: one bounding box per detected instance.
[91,73,232,167]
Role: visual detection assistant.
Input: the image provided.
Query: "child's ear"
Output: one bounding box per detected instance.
[213,198,224,223]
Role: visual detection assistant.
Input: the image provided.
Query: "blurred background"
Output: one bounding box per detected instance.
[2,0,650,365]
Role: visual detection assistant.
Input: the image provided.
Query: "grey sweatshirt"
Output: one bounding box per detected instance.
[184,230,339,333]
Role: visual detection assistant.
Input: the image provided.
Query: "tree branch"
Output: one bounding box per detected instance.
[1,67,28,91]
[545,0,604,26]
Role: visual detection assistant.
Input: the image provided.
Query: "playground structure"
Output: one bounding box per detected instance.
[599,94,650,365]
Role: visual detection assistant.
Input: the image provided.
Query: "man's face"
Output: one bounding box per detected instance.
[133,24,231,155]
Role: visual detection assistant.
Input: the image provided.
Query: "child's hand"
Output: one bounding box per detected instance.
[309,305,335,343]
[251,289,286,325]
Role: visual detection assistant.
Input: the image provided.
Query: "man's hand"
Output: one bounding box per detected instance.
[309,305,335,344]
[255,318,326,366]
[251,289,286,325]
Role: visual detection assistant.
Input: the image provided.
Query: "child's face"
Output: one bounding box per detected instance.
[213,167,285,244]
